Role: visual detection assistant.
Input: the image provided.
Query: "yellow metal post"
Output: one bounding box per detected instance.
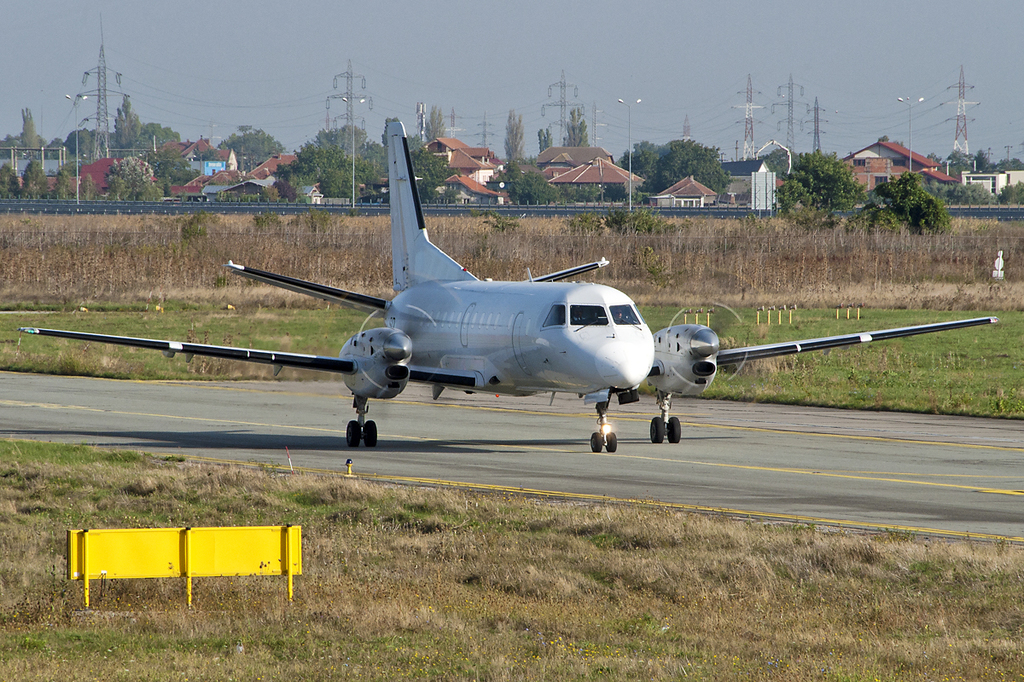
[185,527,192,608]
[82,530,90,608]
[285,525,294,601]
[778,310,781,325]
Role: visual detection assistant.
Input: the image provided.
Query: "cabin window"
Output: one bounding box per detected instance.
[543,304,566,327]
[610,304,641,326]
[570,304,609,326]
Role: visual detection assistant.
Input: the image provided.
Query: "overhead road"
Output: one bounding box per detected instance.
[1,199,1022,221]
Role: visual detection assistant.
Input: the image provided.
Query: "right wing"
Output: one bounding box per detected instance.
[225,262,388,314]
[18,327,356,376]
[716,316,998,366]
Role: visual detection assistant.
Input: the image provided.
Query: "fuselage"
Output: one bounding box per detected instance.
[386,280,654,396]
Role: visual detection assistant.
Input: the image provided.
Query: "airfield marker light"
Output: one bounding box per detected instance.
[345,458,353,477]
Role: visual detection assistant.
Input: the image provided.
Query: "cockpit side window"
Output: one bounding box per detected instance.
[569,304,609,326]
[610,304,641,326]
[543,304,566,327]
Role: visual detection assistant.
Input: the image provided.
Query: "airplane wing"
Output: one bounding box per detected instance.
[531,258,609,283]
[224,262,388,314]
[716,316,998,366]
[407,366,478,388]
[17,327,356,375]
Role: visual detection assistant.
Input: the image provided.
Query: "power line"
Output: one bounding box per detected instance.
[542,70,584,145]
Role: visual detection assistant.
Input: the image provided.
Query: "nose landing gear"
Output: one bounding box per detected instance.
[589,400,618,453]
[346,395,378,447]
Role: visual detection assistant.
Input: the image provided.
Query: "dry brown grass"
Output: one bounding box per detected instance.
[3,441,1024,680]
[2,212,1022,311]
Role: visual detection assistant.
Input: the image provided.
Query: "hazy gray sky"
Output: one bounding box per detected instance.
[4,0,1022,162]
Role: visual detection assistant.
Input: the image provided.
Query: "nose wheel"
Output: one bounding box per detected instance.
[346,395,378,447]
[650,391,681,444]
[589,400,618,452]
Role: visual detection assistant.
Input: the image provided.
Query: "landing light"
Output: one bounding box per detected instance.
[600,424,612,435]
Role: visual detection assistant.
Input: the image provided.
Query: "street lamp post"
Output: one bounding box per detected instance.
[65,94,87,205]
[897,96,923,173]
[342,96,368,208]
[617,98,640,212]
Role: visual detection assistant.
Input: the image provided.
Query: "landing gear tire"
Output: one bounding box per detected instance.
[590,432,602,453]
[667,417,682,444]
[605,432,618,453]
[346,420,362,447]
[650,417,666,443]
[363,420,378,447]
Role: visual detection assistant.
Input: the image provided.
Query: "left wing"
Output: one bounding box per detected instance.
[18,327,356,376]
[531,258,609,283]
[225,262,388,314]
[716,316,998,366]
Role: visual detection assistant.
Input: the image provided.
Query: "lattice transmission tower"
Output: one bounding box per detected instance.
[772,74,805,151]
[805,97,828,152]
[542,70,583,145]
[733,75,763,160]
[946,65,977,155]
[81,22,122,160]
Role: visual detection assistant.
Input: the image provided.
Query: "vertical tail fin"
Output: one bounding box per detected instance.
[387,120,476,291]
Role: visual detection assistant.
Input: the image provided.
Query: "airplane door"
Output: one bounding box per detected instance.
[512,311,531,375]
[460,303,476,348]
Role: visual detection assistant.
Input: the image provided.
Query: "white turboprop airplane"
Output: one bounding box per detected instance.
[20,121,998,452]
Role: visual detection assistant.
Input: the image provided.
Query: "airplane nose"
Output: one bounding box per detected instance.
[595,340,653,388]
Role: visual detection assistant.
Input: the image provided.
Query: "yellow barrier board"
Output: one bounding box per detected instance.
[67,525,301,607]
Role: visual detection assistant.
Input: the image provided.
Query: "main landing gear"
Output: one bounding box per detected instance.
[650,390,681,444]
[590,400,618,453]
[346,395,378,447]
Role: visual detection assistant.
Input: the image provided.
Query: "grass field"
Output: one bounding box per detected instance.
[3,305,1019,419]
[2,439,1023,681]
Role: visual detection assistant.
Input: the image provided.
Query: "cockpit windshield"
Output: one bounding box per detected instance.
[570,304,609,327]
[610,304,642,326]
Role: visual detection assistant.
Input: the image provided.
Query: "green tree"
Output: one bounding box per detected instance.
[112,96,142,151]
[537,128,552,155]
[0,164,19,198]
[278,142,376,200]
[651,139,729,193]
[138,122,180,148]
[410,146,452,202]
[146,146,196,186]
[20,160,48,198]
[64,128,96,160]
[504,109,524,163]
[425,106,446,142]
[777,150,864,213]
[998,182,1024,204]
[564,107,588,147]
[53,164,75,199]
[20,109,42,147]
[220,126,285,171]
[618,141,658,183]
[762,148,791,175]
[496,162,558,205]
[925,181,993,206]
[864,171,950,233]
[106,156,160,200]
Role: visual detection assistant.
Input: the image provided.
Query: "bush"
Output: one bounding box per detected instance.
[565,212,604,235]
[481,211,519,233]
[178,211,219,242]
[290,208,336,233]
[253,211,282,230]
[604,208,669,234]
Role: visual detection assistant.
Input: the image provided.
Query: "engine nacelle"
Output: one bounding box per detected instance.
[647,324,719,396]
[339,328,413,399]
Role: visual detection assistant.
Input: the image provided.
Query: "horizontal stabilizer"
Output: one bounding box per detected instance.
[531,258,609,283]
[18,327,356,375]
[224,262,387,313]
[717,316,998,366]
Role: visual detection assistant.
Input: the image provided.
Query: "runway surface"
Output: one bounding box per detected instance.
[2,371,1023,541]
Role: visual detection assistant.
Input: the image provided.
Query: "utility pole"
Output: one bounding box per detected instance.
[734,75,763,160]
[449,108,463,137]
[415,102,426,140]
[945,65,977,155]
[683,115,691,142]
[591,102,605,145]
[542,70,583,146]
